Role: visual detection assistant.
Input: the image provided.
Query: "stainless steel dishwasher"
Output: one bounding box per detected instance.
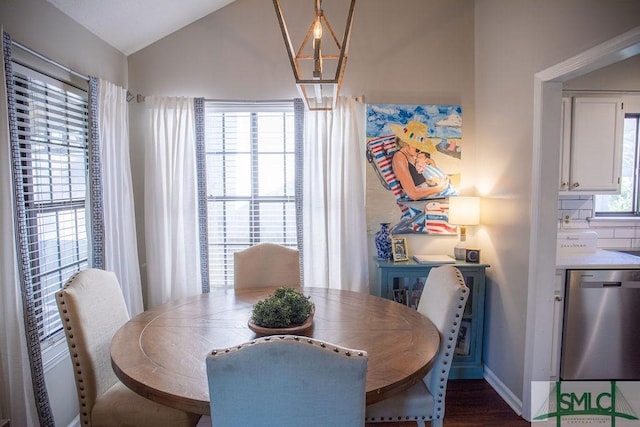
[561,269,640,380]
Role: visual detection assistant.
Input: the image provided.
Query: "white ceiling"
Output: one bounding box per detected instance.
[46,0,237,56]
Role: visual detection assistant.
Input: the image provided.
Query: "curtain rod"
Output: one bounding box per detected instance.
[135,96,295,103]
[204,98,294,103]
[136,95,366,103]
[201,95,366,104]
[11,39,89,82]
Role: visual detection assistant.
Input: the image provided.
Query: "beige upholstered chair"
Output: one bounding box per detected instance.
[206,335,368,427]
[56,269,200,427]
[233,243,300,288]
[365,265,469,427]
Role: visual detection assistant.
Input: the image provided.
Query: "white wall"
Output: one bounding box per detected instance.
[127,0,476,301]
[474,0,640,415]
[0,0,127,87]
[0,1,128,425]
[564,54,640,91]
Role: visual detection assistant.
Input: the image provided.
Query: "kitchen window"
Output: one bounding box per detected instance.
[204,101,299,287]
[9,62,90,344]
[595,114,640,216]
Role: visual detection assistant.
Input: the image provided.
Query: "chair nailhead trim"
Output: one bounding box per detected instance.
[208,335,367,358]
[58,286,94,426]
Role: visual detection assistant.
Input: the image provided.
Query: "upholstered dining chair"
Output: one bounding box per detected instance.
[56,269,201,427]
[365,265,469,427]
[206,335,368,427]
[233,243,300,288]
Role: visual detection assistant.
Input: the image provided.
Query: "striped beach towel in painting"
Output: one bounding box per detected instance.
[424,200,457,234]
[366,135,401,193]
[366,135,426,232]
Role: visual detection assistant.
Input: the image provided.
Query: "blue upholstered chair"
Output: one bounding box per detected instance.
[56,269,201,427]
[365,265,469,427]
[206,335,368,427]
[234,243,300,288]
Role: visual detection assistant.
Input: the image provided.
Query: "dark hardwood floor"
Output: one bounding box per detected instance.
[365,379,530,427]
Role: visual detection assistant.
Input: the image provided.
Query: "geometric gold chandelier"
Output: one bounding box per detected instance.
[273,0,356,111]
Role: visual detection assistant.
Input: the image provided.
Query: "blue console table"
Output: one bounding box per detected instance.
[374,258,488,379]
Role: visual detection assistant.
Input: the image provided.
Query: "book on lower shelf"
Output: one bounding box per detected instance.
[413,254,455,264]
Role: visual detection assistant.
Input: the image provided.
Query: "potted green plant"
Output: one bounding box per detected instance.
[248,287,315,335]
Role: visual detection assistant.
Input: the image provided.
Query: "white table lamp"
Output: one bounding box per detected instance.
[448,197,480,261]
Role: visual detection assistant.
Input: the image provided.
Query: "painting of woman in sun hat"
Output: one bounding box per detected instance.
[390,120,457,201]
[365,103,462,234]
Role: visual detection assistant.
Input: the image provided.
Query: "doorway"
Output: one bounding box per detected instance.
[523,26,640,421]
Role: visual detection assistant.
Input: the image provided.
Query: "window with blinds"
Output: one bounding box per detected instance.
[204,101,297,287]
[10,62,89,343]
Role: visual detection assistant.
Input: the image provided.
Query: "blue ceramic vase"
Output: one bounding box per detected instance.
[374,223,393,260]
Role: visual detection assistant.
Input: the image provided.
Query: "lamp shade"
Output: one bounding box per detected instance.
[448,197,480,226]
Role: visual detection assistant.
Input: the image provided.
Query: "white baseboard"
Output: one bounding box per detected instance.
[483,366,526,419]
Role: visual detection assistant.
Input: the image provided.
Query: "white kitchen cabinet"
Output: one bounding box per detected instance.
[559,96,624,193]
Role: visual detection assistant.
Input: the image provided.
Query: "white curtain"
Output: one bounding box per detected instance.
[144,96,201,308]
[0,28,39,426]
[302,97,369,292]
[98,79,144,316]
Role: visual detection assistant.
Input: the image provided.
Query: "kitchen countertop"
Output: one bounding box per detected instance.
[557,249,640,269]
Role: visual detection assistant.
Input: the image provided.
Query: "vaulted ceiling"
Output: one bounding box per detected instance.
[46,0,237,55]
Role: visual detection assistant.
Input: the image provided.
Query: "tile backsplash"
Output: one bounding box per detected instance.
[558,195,640,248]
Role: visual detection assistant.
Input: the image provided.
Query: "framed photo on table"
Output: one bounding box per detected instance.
[392,237,409,262]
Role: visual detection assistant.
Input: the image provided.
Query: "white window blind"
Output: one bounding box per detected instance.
[11,62,89,342]
[204,101,297,287]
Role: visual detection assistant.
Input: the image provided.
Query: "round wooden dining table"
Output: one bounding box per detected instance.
[110,287,440,415]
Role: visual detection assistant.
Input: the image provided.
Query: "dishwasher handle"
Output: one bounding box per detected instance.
[580,281,640,289]
[602,281,622,287]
